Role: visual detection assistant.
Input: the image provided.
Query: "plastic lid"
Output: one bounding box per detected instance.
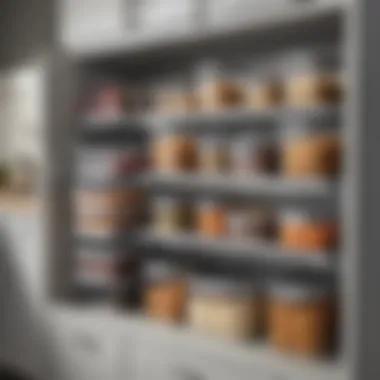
[144,261,183,283]
[280,206,336,222]
[190,276,259,298]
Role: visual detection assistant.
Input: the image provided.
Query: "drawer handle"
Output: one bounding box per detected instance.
[173,367,205,380]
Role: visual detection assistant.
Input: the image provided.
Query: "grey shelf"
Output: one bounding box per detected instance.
[139,230,336,272]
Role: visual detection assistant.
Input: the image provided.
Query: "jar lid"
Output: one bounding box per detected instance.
[190,276,258,298]
[144,261,183,283]
[279,206,336,222]
[195,60,226,83]
[269,281,333,302]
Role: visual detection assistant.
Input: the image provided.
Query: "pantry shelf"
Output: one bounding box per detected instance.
[137,230,336,272]
[144,172,338,199]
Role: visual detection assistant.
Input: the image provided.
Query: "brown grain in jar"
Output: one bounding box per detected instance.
[152,134,198,173]
[268,282,334,357]
[155,90,198,115]
[143,262,188,323]
[279,208,338,251]
[197,200,227,238]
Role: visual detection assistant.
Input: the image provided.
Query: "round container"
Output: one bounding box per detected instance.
[197,200,227,238]
[282,118,340,178]
[152,196,193,235]
[143,262,188,323]
[279,207,338,251]
[282,48,343,107]
[152,133,198,173]
[228,206,276,240]
[187,277,262,341]
[231,132,278,175]
[268,282,334,357]
[199,135,230,174]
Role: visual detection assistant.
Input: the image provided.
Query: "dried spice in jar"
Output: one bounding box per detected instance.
[143,262,188,323]
[197,199,227,238]
[279,208,338,252]
[268,282,335,357]
[198,135,230,174]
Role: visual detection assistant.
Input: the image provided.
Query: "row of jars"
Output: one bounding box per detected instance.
[153,197,338,252]
[85,48,342,119]
[143,261,336,358]
[153,127,340,178]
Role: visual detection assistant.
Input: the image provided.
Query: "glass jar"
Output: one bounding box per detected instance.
[187,277,262,341]
[199,135,230,174]
[152,196,193,235]
[196,61,244,112]
[197,200,227,238]
[143,262,188,323]
[231,131,278,175]
[282,117,340,178]
[152,133,198,173]
[279,207,338,252]
[268,282,334,357]
[283,48,343,107]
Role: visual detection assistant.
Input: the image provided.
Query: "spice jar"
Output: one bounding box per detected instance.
[282,116,340,178]
[283,48,343,107]
[231,131,278,175]
[152,133,198,173]
[196,61,244,112]
[268,282,334,357]
[152,196,194,235]
[228,206,276,240]
[187,277,263,341]
[279,207,338,251]
[143,262,188,323]
[197,200,227,238]
[199,135,230,174]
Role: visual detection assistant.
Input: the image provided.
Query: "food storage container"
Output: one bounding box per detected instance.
[187,277,263,341]
[268,282,334,357]
[143,262,188,323]
[283,48,343,107]
[196,61,244,112]
[152,196,194,235]
[281,117,340,178]
[231,131,278,175]
[199,135,230,174]
[279,207,338,251]
[152,133,198,173]
[197,199,227,238]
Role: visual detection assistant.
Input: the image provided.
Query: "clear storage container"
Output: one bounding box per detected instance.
[199,135,230,174]
[197,199,227,238]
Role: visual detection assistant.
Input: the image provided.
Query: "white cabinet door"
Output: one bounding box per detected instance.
[60,0,125,46]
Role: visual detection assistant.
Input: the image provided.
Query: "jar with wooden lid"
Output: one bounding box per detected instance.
[198,135,230,174]
[152,196,194,235]
[196,61,244,112]
[187,277,263,341]
[268,282,334,357]
[152,133,198,173]
[283,48,343,107]
[143,262,188,323]
[282,116,340,178]
[197,199,227,238]
[231,131,279,175]
[279,207,338,252]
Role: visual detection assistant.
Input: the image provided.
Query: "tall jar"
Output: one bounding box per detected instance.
[143,262,188,323]
[197,199,227,238]
[198,135,230,174]
[187,277,263,341]
[279,207,338,252]
[283,48,343,107]
[268,282,334,357]
[281,116,340,178]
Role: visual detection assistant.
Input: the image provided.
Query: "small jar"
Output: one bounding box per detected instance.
[197,200,227,238]
[152,196,193,235]
[282,118,340,178]
[187,277,262,341]
[152,133,198,173]
[196,61,244,112]
[279,207,338,251]
[283,48,343,107]
[231,132,278,175]
[268,282,334,357]
[228,206,276,240]
[199,135,230,174]
[143,262,188,323]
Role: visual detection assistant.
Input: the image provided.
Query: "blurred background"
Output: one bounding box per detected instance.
[0,1,373,380]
